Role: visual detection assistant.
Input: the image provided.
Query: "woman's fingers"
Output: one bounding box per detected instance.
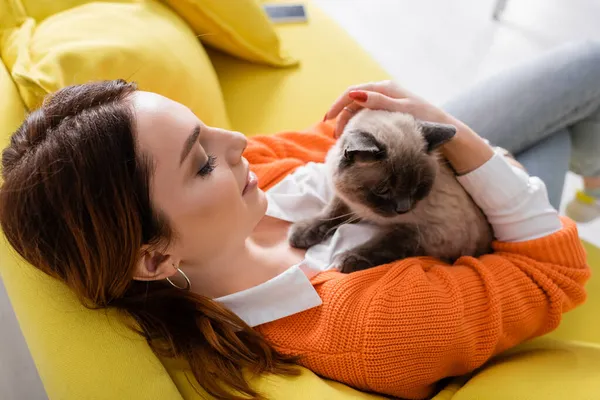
[326,84,376,121]
[326,81,445,137]
[348,90,414,112]
[334,102,364,138]
[325,81,408,121]
[333,92,416,137]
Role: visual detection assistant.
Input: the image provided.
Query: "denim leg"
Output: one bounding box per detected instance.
[515,130,571,209]
[441,41,600,202]
[442,41,600,152]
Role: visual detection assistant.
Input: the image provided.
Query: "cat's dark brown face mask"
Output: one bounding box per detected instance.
[333,119,456,219]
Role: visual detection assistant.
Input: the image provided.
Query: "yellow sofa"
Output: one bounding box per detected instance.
[0,1,599,399]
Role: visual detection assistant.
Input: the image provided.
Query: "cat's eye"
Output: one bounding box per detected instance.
[374,188,390,197]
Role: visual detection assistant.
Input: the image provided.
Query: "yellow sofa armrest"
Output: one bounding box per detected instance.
[0,251,184,399]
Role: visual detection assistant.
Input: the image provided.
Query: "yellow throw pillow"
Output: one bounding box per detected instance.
[0,0,230,128]
[161,0,297,67]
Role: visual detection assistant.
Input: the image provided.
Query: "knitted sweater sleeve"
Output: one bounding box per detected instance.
[257,220,589,399]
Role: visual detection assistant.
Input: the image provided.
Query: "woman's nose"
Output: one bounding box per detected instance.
[225,130,247,165]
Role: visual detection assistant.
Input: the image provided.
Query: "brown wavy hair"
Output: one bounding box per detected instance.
[0,80,298,399]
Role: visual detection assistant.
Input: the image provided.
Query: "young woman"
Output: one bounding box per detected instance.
[0,42,597,399]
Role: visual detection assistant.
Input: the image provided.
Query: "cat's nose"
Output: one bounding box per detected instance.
[395,199,412,214]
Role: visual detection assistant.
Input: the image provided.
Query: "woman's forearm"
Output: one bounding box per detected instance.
[441,119,495,175]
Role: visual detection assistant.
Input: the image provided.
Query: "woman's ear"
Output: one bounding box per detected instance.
[133,245,179,281]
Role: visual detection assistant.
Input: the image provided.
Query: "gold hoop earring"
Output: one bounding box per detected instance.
[166,266,191,291]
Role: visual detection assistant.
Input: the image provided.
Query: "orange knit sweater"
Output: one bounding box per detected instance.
[244,121,590,399]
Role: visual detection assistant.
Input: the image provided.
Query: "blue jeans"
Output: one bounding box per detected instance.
[443,41,600,208]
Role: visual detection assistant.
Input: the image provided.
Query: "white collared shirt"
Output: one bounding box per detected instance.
[216,154,561,327]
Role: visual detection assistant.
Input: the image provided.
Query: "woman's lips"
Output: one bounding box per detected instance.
[243,170,258,195]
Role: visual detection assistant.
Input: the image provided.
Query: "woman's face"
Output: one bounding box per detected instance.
[132,91,267,270]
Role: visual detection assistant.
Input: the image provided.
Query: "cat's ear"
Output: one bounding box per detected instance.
[419,121,457,152]
[343,131,386,162]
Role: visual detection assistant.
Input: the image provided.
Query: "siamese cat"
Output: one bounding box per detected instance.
[288,109,493,273]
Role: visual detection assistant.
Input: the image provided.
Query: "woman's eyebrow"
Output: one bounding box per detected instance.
[179,125,201,166]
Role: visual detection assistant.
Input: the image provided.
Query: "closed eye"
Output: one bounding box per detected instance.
[374,188,390,197]
[197,155,217,177]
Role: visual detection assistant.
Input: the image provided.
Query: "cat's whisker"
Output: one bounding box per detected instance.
[413,222,423,253]
[345,215,361,225]
[324,215,361,238]
[334,215,361,229]
[318,211,357,222]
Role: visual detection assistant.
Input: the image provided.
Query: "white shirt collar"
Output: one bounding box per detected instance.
[215,263,322,327]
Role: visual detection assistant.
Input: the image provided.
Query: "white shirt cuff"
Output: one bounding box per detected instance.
[457,153,562,242]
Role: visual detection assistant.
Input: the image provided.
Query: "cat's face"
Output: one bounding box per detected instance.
[327,110,456,222]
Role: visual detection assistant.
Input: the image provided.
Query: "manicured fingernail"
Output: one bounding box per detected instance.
[323,113,328,122]
[349,91,368,102]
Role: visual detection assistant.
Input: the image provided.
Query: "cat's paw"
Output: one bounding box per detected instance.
[337,251,374,273]
[288,219,332,249]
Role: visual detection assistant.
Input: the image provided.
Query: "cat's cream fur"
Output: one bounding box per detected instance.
[329,110,492,260]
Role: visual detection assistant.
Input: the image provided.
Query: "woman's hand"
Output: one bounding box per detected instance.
[324,80,455,137]
[325,80,495,175]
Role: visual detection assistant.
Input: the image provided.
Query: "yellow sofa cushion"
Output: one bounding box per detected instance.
[162,0,297,67]
[436,338,600,400]
[209,1,390,135]
[0,0,230,128]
